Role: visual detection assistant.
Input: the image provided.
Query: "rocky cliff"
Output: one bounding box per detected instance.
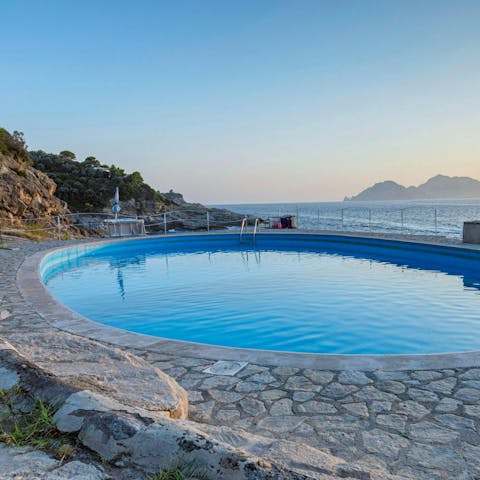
[0,130,68,220]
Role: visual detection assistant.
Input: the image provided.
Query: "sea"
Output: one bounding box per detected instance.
[212,199,480,239]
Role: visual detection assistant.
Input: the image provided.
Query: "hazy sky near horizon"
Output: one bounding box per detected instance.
[2,0,480,204]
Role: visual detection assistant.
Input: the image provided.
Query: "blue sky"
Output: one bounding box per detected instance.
[2,0,480,203]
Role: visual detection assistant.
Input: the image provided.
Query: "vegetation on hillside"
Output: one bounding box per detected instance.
[0,129,30,164]
[29,150,171,212]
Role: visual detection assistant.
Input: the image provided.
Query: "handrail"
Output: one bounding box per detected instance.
[239,217,248,243]
[253,218,261,243]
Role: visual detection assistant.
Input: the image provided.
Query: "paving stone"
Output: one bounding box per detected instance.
[376,414,407,433]
[406,444,467,473]
[152,361,175,370]
[460,380,480,389]
[235,364,268,378]
[373,371,410,382]
[370,401,392,413]
[247,371,278,384]
[270,398,293,416]
[189,400,215,422]
[462,443,480,475]
[258,389,287,401]
[407,387,440,403]
[362,429,410,458]
[294,400,337,415]
[409,421,460,443]
[172,356,210,368]
[199,376,240,390]
[239,398,267,416]
[435,397,461,413]
[208,389,244,403]
[284,375,318,391]
[178,376,203,390]
[436,413,475,431]
[292,391,316,402]
[343,402,369,417]
[411,370,443,381]
[187,391,204,402]
[321,382,358,399]
[425,377,457,395]
[291,421,316,436]
[235,381,267,393]
[303,369,335,384]
[454,387,480,403]
[464,404,480,417]
[338,371,372,385]
[395,401,429,419]
[460,368,480,380]
[257,415,306,433]
[377,381,406,394]
[215,409,241,422]
[167,366,190,377]
[310,414,368,432]
[353,386,397,402]
[271,366,300,377]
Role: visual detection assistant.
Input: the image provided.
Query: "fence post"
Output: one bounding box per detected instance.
[57,216,61,240]
[206,211,210,232]
[434,208,438,234]
[163,212,167,235]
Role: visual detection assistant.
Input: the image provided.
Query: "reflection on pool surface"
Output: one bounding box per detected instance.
[42,234,480,354]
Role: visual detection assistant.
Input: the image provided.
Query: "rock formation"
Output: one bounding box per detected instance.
[0,152,68,220]
[346,174,480,201]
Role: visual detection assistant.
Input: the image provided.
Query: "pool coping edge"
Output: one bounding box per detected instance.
[17,231,480,371]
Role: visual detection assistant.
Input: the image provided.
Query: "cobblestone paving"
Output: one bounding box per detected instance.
[2,237,480,479]
[129,349,480,480]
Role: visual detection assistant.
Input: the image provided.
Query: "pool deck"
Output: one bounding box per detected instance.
[3,231,480,479]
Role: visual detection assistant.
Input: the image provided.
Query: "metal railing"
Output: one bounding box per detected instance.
[0,204,477,242]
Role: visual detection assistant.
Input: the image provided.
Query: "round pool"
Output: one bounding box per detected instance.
[41,234,480,355]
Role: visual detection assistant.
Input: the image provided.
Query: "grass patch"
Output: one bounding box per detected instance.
[0,387,76,461]
[145,461,208,480]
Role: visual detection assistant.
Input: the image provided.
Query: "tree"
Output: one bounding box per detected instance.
[83,156,101,168]
[59,150,76,160]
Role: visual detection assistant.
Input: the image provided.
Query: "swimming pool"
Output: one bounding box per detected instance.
[41,234,480,355]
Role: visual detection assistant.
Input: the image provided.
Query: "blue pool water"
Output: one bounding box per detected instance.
[42,234,480,354]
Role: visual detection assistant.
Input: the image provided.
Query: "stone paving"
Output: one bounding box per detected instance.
[2,236,480,479]
[128,350,480,480]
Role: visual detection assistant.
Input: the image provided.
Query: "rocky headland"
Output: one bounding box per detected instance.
[0,128,246,234]
[346,175,480,201]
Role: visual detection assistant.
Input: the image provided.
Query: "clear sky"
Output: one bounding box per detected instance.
[2,0,480,203]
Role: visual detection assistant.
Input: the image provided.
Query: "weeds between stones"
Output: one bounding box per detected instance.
[0,387,77,461]
[144,460,208,480]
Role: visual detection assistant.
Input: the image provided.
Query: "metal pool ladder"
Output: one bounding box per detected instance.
[240,217,261,244]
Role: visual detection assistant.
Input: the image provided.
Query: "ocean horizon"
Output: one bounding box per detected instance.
[212,198,480,238]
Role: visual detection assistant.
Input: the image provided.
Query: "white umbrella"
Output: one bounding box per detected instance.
[112,186,121,218]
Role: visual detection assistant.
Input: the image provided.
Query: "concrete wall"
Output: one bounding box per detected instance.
[463,221,480,244]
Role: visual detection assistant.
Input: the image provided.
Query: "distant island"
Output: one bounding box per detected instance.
[345,175,480,201]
